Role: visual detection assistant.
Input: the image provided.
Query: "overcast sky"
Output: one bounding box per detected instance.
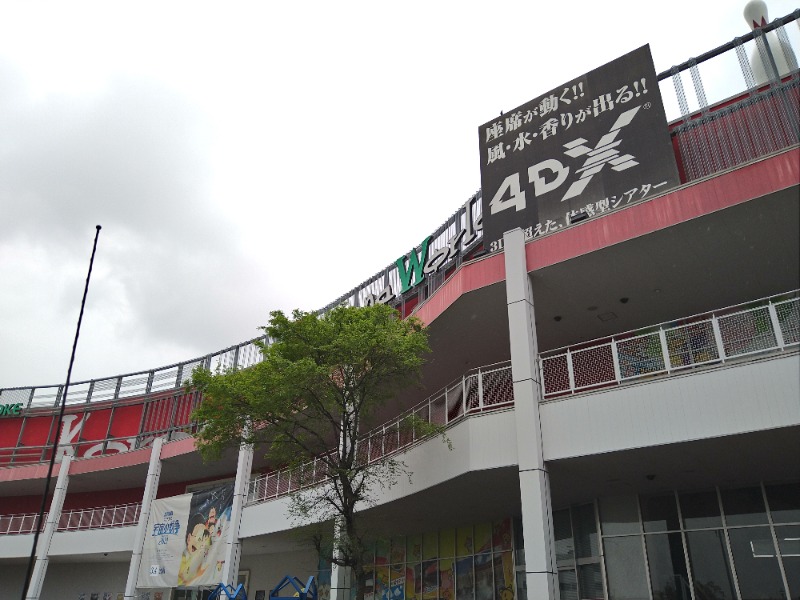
[1,1,797,389]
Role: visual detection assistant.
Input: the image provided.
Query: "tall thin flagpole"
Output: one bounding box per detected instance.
[21,225,102,600]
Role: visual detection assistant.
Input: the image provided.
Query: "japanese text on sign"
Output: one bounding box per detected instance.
[478,45,681,252]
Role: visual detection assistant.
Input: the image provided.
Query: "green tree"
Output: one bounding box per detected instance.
[190,304,432,600]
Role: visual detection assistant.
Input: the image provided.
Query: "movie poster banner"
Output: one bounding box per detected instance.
[137,483,234,589]
[478,45,680,252]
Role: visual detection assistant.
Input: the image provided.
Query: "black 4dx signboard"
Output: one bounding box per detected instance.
[478,45,680,252]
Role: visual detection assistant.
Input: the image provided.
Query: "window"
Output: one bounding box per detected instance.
[599,483,799,600]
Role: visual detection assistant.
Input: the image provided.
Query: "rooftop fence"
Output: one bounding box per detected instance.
[0,10,797,408]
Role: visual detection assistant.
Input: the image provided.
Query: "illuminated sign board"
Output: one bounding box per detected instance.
[478,45,680,252]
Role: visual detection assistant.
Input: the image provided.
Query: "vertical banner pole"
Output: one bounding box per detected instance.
[21,225,102,600]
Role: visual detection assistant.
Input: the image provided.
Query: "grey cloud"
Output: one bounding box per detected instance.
[0,61,285,382]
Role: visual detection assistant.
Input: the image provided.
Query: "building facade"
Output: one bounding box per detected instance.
[1,10,799,600]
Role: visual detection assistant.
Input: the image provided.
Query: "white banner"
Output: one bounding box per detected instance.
[137,484,234,589]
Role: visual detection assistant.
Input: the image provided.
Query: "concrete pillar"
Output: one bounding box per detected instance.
[502,228,559,599]
[26,454,72,600]
[125,436,164,600]
[220,439,254,590]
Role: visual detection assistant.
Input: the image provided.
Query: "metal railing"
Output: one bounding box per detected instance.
[317,192,484,317]
[1,11,798,412]
[540,291,799,399]
[0,364,515,532]
[57,502,141,531]
[246,361,514,505]
[662,15,800,184]
[0,338,267,410]
[0,502,140,536]
[0,513,41,535]
[3,291,797,530]
[249,292,800,505]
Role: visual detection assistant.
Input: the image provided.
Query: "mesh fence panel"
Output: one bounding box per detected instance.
[0,388,31,405]
[43,505,141,531]
[617,333,665,379]
[17,514,41,534]
[355,437,370,467]
[446,382,464,421]
[541,354,571,396]
[312,459,329,484]
[63,381,92,404]
[414,406,431,442]
[276,472,290,495]
[264,473,278,498]
[430,394,447,425]
[28,387,60,407]
[572,344,617,388]
[248,476,265,502]
[464,374,480,411]
[28,514,41,533]
[665,320,719,368]
[236,342,264,369]
[292,463,314,490]
[150,368,180,392]
[368,432,383,462]
[91,510,103,528]
[776,298,799,345]
[383,424,399,455]
[209,349,238,372]
[118,506,132,525]
[718,306,776,357]
[398,414,415,448]
[118,374,149,398]
[481,367,513,407]
[88,378,119,402]
[180,360,204,385]
[8,514,37,534]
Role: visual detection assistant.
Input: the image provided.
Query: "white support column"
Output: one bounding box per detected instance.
[220,439,254,588]
[502,228,559,600]
[125,436,164,600]
[26,454,72,600]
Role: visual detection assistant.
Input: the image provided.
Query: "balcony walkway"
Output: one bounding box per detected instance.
[2,290,796,536]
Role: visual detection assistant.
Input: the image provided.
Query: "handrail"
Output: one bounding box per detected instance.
[246,361,514,505]
[0,502,141,536]
[656,10,800,80]
[540,290,799,398]
[0,337,268,410]
[249,290,799,504]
